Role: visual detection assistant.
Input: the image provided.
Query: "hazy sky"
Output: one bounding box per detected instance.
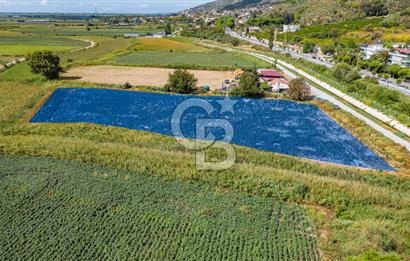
[0,0,213,13]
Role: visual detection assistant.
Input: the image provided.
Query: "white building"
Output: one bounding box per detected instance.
[269,78,289,93]
[124,33,140,38]
[361,44,388,60]
[283,24,300,33]
[248,26,262,33]
[389,48,410,68]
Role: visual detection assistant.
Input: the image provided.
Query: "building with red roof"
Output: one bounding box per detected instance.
[257,69,284,82]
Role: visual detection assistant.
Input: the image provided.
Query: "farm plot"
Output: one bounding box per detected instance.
[59,37,131,66]
[31,88,394,171]
[10,26,163,37]
[0,154,320,260]
[63,65,234,90]
[110,50,269,70]
[131,37,208,52]
[0,36,88,56]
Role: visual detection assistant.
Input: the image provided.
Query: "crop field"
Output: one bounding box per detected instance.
[31,88,393,171]
[59,37,131,66]
[9,25,163,37]
[132,37,208,52]
[111,50,269,70]
[0,36,88,56]
[0,154,320,260]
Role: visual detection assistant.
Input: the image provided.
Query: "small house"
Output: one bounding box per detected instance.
[257,69,284,82]
[268,78,289,93]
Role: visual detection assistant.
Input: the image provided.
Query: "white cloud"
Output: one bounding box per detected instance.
[40,0,48,5]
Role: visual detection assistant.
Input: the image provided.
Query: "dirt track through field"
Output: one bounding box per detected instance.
[63,65,234,90]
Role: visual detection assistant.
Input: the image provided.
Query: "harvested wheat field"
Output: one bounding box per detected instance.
[63,65,234,90]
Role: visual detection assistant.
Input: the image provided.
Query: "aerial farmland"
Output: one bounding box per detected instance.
[0,5,410,261]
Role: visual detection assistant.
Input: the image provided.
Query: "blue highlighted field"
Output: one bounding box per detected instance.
[31,88,394,171]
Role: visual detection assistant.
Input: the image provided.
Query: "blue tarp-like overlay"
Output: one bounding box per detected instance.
[31,88,394,171]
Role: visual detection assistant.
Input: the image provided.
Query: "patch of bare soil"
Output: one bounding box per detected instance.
[63,65,234,90]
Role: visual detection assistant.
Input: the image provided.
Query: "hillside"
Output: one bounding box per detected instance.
[190,0,410,25]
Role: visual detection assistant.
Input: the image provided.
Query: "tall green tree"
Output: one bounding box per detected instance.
[230,67,263,98]
[27,50,63,80]
[164,69,198,94]
[165,22,172,35]
[268,27,274,50]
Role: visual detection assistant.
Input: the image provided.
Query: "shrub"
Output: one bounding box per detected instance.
[345,70,361,83]
[164,69,198,94]
[122,82,132,89]
[332,63,353,81]
[27,50,63,80]
[287,78,310,101]
[302,41,315,53]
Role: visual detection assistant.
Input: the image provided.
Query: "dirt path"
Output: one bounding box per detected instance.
[63,65,234,90]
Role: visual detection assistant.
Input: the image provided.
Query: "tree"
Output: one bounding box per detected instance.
[268,28,274,50]
[164,69,198,94]
[388,65,401,78]
[165,22,172,35]
[398,68,410,80]
[361,0,388,17]
[302,41,315,53]
[27,50,63,80]
[332,63,353,81]
[287,79,311,101]
[230,67,263,98]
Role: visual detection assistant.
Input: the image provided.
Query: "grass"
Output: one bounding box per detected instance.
[110,50,270,70]
[0,36,87,56]
[9,26,163,37]
[0,154,320,260]
[59,37,131,67]
[131,37,207,52]
[0,63,44,83]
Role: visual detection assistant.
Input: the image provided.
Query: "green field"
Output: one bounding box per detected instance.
[59,37,131,66]
[0,154,319,260]
[110,50,269,70]
[0,36,88,56]
[9,25,162,37]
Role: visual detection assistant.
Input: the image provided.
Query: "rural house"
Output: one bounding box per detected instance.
[257,69,284,82]
[268,78,289,93]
